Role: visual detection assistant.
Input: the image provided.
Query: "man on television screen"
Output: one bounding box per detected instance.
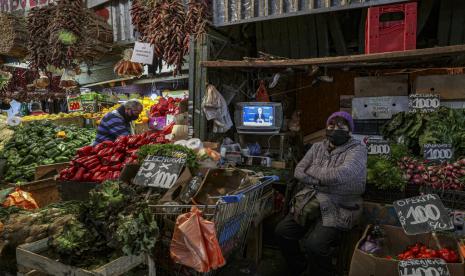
[254,107,267,124]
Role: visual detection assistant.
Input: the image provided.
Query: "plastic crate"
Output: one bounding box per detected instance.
[353,119,390,135]
[363,184,406,204]
[365,2,417,54]
[420,186,465,211]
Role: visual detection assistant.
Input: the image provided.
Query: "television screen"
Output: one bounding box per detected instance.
[242,106,274,127]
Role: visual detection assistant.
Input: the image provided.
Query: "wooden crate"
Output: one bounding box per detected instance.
[18,178,61,208]
[17,238,147,276]
[58,181,98,202]
[35,162,69,181]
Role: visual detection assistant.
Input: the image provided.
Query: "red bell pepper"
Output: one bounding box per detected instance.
[110,164,122,171]
[110,152,124,163]
[72,167,86,181]
[77,146,94,157]
[101,156,112,166]
[91,171,103,182]
[82,157,100,169]
[96,172,106,182]
[75,155,95,165]
[82,173,91,181]
[94,141,114,152]
[100,147,116,157]
[115,136,129,145]
[89,165,103,174]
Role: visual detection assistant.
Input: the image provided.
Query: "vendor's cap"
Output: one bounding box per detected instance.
[326,111,354,131]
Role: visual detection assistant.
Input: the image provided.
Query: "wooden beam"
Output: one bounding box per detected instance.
[201,44,465,68]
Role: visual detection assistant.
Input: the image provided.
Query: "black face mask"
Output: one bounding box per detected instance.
[326,129,350,146]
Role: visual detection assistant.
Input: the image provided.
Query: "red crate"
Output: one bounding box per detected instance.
[365,2,417,54]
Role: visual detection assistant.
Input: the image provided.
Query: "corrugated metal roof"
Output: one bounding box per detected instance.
[213,0,409,26]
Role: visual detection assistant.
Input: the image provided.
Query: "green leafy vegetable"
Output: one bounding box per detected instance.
[137,144,198,168]
[367,144,409,191]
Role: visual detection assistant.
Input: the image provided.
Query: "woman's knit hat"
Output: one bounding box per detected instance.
[326,111,354,131]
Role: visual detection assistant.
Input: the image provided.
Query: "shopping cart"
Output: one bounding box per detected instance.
[149,175,278,275]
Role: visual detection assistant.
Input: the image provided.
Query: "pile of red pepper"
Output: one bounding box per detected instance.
[394,243,459,263]
[150,97,184,117]
[58,125,173,183]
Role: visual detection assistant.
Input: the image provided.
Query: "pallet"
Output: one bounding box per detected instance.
[16,238,149,276]
[35,162,69,181]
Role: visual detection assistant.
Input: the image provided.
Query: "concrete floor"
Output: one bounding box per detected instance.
[220,247,288,276]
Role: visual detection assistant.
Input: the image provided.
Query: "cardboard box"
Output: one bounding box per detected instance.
[415,75,465,100]
[174,112,189,125]
[352,96,409,120]
[171,125,189,140]
[349,225,465,276]
[355,75,409,97]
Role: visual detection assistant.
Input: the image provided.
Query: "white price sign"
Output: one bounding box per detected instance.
[131,42,154,65]
[409,94,440,113]
[367,139,391,155]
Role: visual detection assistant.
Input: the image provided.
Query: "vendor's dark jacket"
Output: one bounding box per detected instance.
[294,138,367,230]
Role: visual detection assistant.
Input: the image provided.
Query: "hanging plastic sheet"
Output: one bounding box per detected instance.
[170,207,225,272]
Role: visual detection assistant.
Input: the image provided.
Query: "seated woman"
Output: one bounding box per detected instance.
[275,111,367,276]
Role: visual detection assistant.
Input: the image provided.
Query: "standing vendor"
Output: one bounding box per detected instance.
[275,111,367,276]
[93,100,143,145]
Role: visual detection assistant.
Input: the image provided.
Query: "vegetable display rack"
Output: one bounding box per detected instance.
[420,186,465,211]
[150,176,278,275]
[16,238,153,276]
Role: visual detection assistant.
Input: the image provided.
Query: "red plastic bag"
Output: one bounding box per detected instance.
[256,80,270,102]
[170,207,225,272]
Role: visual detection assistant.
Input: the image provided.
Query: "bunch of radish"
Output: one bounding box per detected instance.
[398,157,465,191]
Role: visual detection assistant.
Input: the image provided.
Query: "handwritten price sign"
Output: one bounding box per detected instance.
[367,139,391,155]
[394,194,453,235]
[67,95,82,112]
[399,259,450,276]
[133,155,186,189]
[424,144,453,163]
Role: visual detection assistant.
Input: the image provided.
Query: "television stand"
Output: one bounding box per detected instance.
[237,132,291,161]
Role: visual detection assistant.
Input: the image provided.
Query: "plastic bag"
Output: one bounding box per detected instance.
[201,85,233,133]
[256,80,270,102]
[170,207,225,272]
[2,188,39,210]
